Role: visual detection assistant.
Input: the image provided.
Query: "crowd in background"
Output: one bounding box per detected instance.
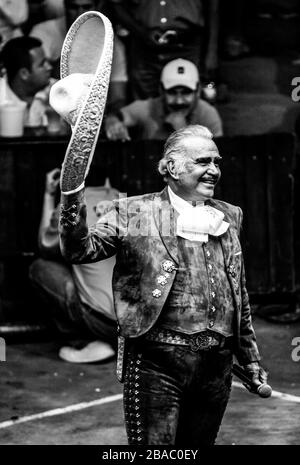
[0,1,279,136]
[0,0,300,136]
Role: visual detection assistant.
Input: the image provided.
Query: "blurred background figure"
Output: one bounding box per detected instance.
[29,168,118,363]
[0,36,55,128]
[0,0,28,48]
[30,0,128,111]
[24,1,65,33]
[221,0,250,60]
[105,58,223,141]
[110,0,219,100]
[43,0,65,18]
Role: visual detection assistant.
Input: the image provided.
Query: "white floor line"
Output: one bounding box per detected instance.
[232,381,300,403]
[0,384,299,431]
[0,393,123,429]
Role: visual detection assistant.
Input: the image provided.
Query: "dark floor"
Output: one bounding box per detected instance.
[0,314,299,445]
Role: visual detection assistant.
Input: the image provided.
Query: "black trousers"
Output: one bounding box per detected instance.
[123,340,233,445]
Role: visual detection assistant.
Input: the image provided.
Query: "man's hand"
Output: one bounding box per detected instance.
[45,168,61,196]
[164,111,189,131]
[105,115,130,142]
[242,362,268,393]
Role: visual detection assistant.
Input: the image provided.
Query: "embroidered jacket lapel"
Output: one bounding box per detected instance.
[206,199,231,264]
[151,187,179,266]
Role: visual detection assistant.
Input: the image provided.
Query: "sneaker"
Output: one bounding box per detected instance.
[58,340,115,363]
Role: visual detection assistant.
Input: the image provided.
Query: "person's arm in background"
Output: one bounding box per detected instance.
[0,0,28,26]
[105,109,131,141]
[105,99,147,141]
[38,167,61,259]
[106,36,128,113]
[203,0,219,77]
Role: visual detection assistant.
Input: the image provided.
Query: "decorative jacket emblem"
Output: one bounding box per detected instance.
[152,289,162,298]
[162,260,177,273]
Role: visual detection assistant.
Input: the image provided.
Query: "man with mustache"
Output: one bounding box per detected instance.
[105,58,223,141]
[60,124,266,445]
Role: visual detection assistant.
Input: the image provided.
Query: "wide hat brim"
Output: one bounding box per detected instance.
[59,11,113,194]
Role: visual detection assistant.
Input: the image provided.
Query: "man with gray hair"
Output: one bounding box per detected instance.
[59,124,267,445]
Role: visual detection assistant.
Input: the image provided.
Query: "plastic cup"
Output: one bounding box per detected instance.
[0,102,26,137]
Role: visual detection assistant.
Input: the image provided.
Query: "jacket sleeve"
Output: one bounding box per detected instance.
[235,206,261,365]
[59,188,126,264]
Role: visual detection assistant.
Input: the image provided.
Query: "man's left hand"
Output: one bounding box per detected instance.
[242,362,268,393]
[164,111,188,131]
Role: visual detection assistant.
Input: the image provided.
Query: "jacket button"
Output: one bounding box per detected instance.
[157,275,167,286]
[162,260,176,272]
[152,289,162,298]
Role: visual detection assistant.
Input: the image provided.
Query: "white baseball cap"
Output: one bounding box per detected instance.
[160,58,199,91]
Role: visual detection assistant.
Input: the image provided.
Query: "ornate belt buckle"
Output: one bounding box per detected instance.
[190,334,210,352]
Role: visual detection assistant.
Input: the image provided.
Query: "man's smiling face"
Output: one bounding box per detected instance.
[173,135,221,202]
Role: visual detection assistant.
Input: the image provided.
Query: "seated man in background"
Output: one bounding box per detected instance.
[29,168,117,363]
[105,58,223,141]
[30,0,128,110]
[0,36,54,128]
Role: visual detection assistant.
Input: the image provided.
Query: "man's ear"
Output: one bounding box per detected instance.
[167,159,179,180]
[19,67,30,81]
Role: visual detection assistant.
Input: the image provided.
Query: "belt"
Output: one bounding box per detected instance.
[144,328,231,352]
[151,28,202,47]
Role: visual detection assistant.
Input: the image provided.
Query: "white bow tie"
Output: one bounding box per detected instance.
[176,205,229,242]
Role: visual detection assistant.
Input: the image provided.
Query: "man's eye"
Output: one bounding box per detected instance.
[196,159,210,164]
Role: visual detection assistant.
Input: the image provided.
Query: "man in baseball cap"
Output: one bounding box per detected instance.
[105,58,223,141]
[160,58,199,91]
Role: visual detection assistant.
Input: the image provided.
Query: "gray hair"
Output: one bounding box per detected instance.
[158,125,213,177]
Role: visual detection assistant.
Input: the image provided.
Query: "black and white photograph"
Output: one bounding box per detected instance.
[0,0,299,453]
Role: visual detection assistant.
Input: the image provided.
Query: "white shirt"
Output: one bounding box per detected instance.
[72,186,117,320]
[0,76,55,127]
[168,186,229,242]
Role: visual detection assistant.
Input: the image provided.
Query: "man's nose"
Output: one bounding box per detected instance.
[207,162,220,174]
[174,94,185,105]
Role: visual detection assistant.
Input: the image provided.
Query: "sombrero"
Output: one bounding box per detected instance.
[50,11,113,194]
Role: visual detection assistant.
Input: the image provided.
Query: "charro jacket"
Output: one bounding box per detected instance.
[59,186,260,365]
